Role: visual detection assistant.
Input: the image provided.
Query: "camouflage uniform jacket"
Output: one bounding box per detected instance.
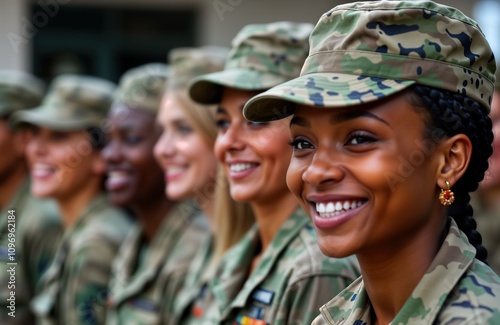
[185,207,360,325]
[0,179,62,325]
[175,235,213,324]
[31,194,133,325]
[106,201,209,325]
[312,218,500,325]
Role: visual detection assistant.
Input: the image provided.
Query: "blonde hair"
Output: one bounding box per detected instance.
[171,88,254,279]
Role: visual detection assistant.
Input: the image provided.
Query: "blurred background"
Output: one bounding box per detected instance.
[1,0,498,83]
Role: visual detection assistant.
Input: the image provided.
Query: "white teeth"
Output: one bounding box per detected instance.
[315,200,365,218]
[33,163,53,171]
[167,166,184,174]
[229,163,255,172]
[326,202,334,213]
[108,171,128,180]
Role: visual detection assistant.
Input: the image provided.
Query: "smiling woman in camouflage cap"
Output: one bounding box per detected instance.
[0,70,62,325]
[244,1,500,324]
[10,74,134,325]
[187,21,360,325]
[153,46,256,324]
[102,62,208,325]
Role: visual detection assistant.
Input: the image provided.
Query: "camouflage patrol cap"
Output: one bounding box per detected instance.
[243,0,497,122]
[10,74,116,131]
[189,21,313,104]
[168,46,228,91]
[0,70,46,117]
[113,63,170,114]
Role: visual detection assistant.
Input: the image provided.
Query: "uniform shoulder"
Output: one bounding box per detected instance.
[281,223,360,283]
[438,259,500,322]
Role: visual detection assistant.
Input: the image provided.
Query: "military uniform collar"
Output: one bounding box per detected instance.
[108,201,200,305]
[319,218,475,324]
[211,207,309,319]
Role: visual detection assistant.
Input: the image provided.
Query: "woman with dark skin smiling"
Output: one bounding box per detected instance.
[103,63,208,325]
[243,1,500,324]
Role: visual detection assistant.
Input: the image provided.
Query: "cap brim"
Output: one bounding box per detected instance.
[10,107,100,131]
[243,73,415,122]
[189,68,292,105]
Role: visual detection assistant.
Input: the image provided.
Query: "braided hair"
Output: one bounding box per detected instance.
[409,85,493,263]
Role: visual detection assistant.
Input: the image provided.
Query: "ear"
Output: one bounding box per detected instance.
[436,134,472,188]
[91,150,106,176]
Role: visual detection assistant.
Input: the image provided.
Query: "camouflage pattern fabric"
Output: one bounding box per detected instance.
[168,46,228,91]
[173,236,213,324]
[471,194,500,275]
[0,70,46,117]
[112,63,170,114]
[181,208,360,325]
[243,0,497,122]
[105,201,209,325]
[30,194,133,325]
[312,218,500,324]
[189,22,313,105]
[10,74,116,131]
[0,179,62,325]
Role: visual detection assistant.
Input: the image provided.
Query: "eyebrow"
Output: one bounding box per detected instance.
[332,110,390,126]
[290,110,390,128]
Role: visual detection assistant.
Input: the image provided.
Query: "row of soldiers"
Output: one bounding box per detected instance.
[1,1,500,324]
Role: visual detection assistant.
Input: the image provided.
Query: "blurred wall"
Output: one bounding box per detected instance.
[0,0,485,73]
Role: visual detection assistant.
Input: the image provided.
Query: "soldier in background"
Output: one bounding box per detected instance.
[153,47,254,323]
[10,74,134,325]
[475,69,500,274]
[0,70,62,325]
[187,22,360,325]
[103,62,208,325]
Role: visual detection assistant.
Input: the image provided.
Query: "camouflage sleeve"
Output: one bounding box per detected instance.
[274,274,353,325]
[62,238,117,325]
[21,213,62,291]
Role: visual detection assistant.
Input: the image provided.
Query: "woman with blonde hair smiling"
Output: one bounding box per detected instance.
[153,46,254,323]
[187,22,359,325]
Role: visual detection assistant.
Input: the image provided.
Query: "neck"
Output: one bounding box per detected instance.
[0,166,27,210]
[132,197,176,242]
[357,216,446,325]
[251,192,299,253]
[195,190,216,233]
[57,180,102,229]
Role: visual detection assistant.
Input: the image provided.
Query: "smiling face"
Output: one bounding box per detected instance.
[214,87,293,205]
[25,126,104,201]
[286,92,447,258]
[102,105,165,207]
[154,94,218,201]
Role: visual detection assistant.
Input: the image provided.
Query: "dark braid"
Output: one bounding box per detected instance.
[409,85,493,263]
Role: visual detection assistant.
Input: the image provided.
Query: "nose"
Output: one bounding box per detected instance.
[26,136,47,157]
[215,123,246,157]
[102,140,122,163]
[153,131,175,163]
[302,147,345,187]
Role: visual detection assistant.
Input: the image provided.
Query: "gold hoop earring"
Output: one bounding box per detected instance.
[439,181,455,206]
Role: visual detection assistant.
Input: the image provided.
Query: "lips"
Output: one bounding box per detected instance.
[106,170,131,191]
[226,161,259,180]
[308,196,367,230]
[165,166,186,181]
[31,163,56,179]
